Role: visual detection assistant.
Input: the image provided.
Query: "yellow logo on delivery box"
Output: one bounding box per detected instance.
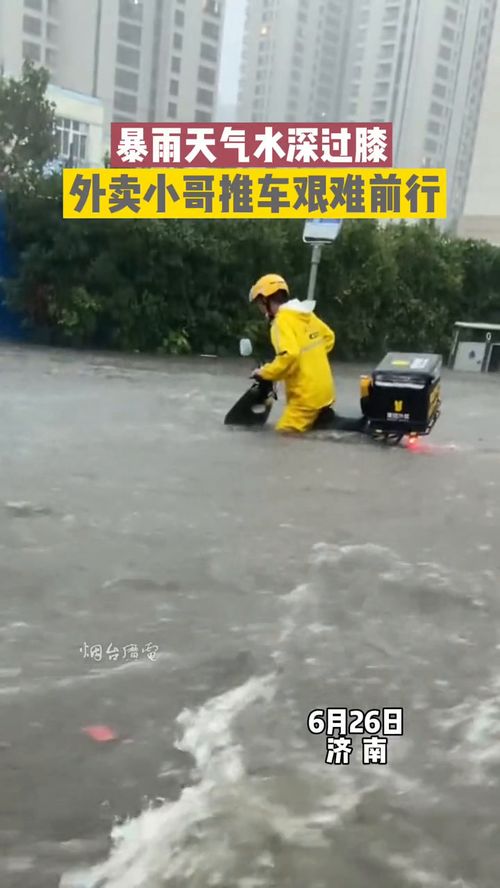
[394,400,404,413]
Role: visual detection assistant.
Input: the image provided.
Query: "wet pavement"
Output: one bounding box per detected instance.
[0,344,499,888]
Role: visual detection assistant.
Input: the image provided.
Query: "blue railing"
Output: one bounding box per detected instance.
[0,192,27,340]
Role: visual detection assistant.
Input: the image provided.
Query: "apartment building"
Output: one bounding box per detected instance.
[342,0,497,230]
[237,0,497,230]
[0,0,226,131]
[237,0,346,122]
[458,0,500,243]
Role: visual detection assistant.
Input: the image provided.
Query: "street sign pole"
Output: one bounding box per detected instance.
[303,219,342,302]
[306,243,323,302]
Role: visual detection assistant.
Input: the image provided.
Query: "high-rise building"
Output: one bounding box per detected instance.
[341,0,497,231]
[237,0,497,231]
[237,0,346,122]
[0,0,226,131]
[458,0,500,244]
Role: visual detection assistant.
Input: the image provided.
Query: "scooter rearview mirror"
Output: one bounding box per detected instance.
[239,338,253,357]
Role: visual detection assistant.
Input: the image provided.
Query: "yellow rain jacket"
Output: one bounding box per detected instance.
[258,299,336,433]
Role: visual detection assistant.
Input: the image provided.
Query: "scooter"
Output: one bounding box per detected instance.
[224,340,442,446]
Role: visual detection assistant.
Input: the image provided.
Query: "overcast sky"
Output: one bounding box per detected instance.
[217,0,247,110]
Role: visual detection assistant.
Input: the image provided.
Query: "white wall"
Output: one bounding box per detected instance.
[46,84,105,166]
[461,0,500,220]
[0,0,23,76]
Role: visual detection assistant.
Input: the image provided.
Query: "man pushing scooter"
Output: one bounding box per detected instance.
[248,273,338,434]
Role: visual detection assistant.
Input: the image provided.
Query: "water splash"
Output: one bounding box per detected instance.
[60,542,500,888]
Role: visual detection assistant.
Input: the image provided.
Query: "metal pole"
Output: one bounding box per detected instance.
[448,327,459,369]
[92,0,103,98]
[307,243,322,302]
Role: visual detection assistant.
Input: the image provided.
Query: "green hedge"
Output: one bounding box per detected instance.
[4,176,500,359]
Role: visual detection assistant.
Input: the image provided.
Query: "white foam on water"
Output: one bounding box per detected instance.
[59,541,500,888]
[386,854,475,888]
[437,676,500,785]
[60,673,333,888]
[0,652,174,698]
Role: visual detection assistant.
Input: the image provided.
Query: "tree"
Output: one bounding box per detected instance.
[5,183,500,357]
[0,60,57,191]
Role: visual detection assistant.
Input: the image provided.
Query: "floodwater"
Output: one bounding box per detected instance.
[0,345,499,888]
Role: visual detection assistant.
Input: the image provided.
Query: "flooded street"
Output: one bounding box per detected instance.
[1,345,500,888]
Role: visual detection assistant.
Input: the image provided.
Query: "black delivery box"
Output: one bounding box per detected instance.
[362,352,442,435]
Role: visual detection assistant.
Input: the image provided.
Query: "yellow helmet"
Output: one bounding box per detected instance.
[249,273,289,303]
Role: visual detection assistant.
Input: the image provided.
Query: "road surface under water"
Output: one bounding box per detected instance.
[0,345,499,888]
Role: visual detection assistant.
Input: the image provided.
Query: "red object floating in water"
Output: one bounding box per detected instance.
[82,725,118,743]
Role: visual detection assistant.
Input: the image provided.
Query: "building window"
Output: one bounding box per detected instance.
[376,62,392,77]
[174,9,185,26]
[22,41,41,61]
[56,118,89,163]
[171,56,181,73]
[116,44,140,68]
[439,44,451,60]
[202,20,219,40]
[433,82,446,99]
[23,14,42,36]
[46,22,58,43]
[115,67,139,90]
[428,120,441,135]
[48,0,58,17]
[45,47,57,68]
[170,79,179,96]
[196,87,213,106]
[384,6,399,21]
[198,64,216,85]
[382,25,397,40]
[200,42,217,61]
[380,43,395,58]
[445,6,458,23]
[195,109,212,122]
[374,81,389,97]
[118,21,142,45]
[436,63,448,79]
[352,64,362,79]
[442,25,455,42]
[372,99,387,114]
[168,102,178,118]
[173,32,183,50]
[203,0,222,15]
[430,100,444,116]
[24,0,42,10]
[424,137,438,153]
[114,90,138,113]
[119,0,143,19]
